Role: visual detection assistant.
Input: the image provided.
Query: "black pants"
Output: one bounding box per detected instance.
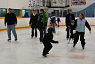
[31,27,37,37]
[70,30,74,39]
[39,26,47,42]
[74,32,85,47]
[43,42,52,56]
[66,28,70,38]
[39,29,43,42]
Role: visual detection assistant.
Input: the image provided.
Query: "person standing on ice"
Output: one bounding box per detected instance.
[5,8,17,42]
[29,10,38,38]
[73,13,91,49]
[56,16,61,28]
[66,9,75,40]
[51,12,56,33]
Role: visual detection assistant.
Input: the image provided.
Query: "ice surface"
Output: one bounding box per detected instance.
[0,27,95,64]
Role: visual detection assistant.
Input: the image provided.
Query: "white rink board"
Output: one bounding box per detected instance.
[0,17,95,29]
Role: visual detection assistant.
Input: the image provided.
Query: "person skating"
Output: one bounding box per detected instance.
[29,10,38,38]
[57,16,61,28]
[42,27,59,57]
[39,9,48,42]
[51,12,56,33]
[66,9,75,40]
[5,8,17,41]
[73,13,91,49]
[69,20,75,42]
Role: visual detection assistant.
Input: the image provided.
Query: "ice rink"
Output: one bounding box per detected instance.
[0,27,95,64]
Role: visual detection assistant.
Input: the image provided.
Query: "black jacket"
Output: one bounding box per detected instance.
[51,16,56,23]
[57,18,60,23]
[74,19,91,31]
[43,33,58,43]
[66,13,75,27]
[29,14,38,28]
[70,25,75,32]
[5,12,17,25]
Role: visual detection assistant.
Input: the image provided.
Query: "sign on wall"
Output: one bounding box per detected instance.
[51,0,66,7]
[71,0,86,5]
[28,0,40,9]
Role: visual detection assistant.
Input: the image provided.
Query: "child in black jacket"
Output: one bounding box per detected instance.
[69,20,75,40]
[42,27,59,57]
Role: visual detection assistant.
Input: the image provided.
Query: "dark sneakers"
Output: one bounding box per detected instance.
[8,39,17,41]
[15,39,17,41]
[82,47,85,49]
[73,44,85,49]
[43,55,47,57]
[73,44,76,47]
[8,39,11,42]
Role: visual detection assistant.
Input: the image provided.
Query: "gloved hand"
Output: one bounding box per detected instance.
[89,31,91,34]
[73,30,76,34]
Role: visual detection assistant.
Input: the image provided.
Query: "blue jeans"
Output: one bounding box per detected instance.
[44,26,47,35]
[52,23,56,33]
[7,24,17,39]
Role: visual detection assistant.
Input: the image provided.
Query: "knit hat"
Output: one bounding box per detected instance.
[48,27,54,33]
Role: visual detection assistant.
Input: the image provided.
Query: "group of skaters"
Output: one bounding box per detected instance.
[4,8,91,57]
[66,9,91,50]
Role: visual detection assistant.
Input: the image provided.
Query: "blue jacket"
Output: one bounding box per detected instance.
[75,18,91,32]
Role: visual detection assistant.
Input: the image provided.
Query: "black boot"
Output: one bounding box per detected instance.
[43,55,47,57]
[73,44,76,47]
[82,45,85,49]
[8,39,11,42]
[15,39,17,41]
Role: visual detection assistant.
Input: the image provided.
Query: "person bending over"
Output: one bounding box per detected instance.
[42,27,59,57]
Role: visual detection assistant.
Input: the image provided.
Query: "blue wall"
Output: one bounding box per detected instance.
[73,3,95,17]
[48,3,95,17]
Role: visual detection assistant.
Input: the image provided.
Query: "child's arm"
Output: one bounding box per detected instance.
[49,40,59,43]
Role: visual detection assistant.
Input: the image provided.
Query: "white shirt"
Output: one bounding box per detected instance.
[33,13,36,16]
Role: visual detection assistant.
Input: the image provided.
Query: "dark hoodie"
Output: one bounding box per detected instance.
[43,28,58,43]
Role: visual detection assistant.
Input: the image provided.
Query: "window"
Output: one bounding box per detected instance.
[40,0,47,6]
[22,9,32,17]
[22,9,39,17]
[54,10,59,17]
[0,9,7,17]
[12,9,21,17]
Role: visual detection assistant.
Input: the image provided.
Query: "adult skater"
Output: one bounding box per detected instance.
[42,27,59,57]
[51,12,56,33]
[5,8,17,41]
[39,9,48,42]
[73,13,91,49]
[66,9,75,40]
[29,10,38,38]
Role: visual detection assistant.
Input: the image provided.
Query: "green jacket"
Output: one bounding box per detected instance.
[42,12,48,25]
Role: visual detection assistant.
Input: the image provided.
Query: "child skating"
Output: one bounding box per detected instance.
[42,27,59,57]
[68,20,75,43]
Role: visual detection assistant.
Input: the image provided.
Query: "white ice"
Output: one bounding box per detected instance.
[0,27,95,64]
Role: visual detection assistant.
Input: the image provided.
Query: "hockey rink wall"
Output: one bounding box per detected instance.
[0,17,95,29]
